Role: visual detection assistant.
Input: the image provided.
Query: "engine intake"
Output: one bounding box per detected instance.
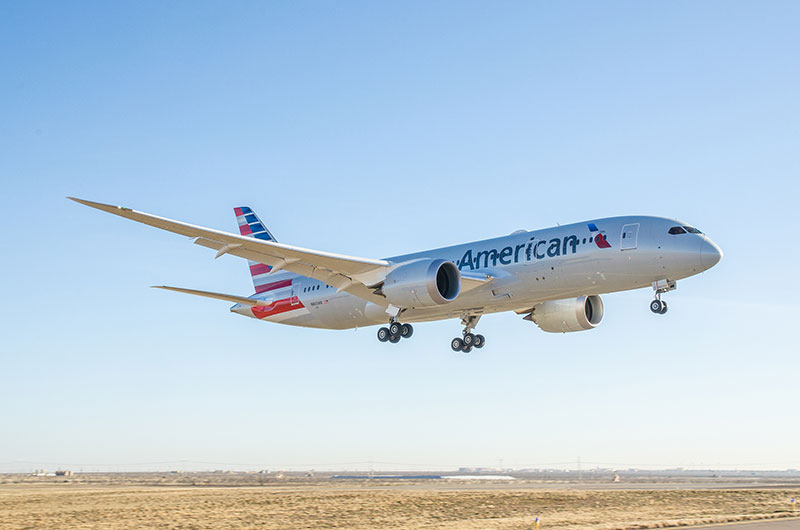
[381,258,460,308]
[529,295,604,333]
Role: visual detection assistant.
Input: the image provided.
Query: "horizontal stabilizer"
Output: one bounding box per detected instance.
[152,285,265,306]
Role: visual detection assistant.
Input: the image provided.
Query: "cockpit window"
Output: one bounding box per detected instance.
[668,226,686,235]
[683,226,702,234]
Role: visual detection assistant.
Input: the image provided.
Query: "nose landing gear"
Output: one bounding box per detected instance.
[650,299,668,314]
[451,315,486,353]
[650,279,676,315]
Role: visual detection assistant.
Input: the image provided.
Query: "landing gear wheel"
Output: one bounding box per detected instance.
[389,322,402,336]
[650,300,664,314]
[377,327,390,342]
[389,334,401,343]
[461,345,473,354]
[463,333,476,346]
[473,334,485,348]
[401,323,414,338]
[451,338,464,351]
[659,301,668,314]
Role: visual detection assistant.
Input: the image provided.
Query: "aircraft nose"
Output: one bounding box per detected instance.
[700,238,723,270]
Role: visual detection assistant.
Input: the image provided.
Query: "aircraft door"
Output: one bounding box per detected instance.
[620,223,639,250]
[290,284,301,305]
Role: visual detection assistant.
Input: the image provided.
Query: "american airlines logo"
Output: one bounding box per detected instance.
[457,223,611,271]
[588,222,611,248]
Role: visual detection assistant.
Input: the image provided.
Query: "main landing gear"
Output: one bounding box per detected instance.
[650,279,676,315]
[377,321,413,344]
[450,315,486,354]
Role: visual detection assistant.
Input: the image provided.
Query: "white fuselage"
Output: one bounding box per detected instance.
[231,216,722,329]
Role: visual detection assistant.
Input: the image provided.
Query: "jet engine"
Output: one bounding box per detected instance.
[380,258,460,308]
[528,295,604,333]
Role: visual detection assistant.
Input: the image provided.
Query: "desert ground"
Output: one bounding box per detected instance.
[1,474,798,530]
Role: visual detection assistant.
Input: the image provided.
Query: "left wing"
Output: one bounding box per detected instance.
[69,198,392,305]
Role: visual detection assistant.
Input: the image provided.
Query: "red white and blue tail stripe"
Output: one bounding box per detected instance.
[234,207,285,294]
[233,207,308,322]
[234,207,276,242]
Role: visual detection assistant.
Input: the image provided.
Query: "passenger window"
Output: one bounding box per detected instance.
[668,227,686,235]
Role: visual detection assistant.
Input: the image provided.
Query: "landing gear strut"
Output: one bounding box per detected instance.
[451,315,486,353]
[377,321,414,344]
[650,279,676,315]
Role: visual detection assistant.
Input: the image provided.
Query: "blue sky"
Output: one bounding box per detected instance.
[1,1,798,472]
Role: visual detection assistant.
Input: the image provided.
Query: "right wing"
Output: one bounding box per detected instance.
[69,198,392,306]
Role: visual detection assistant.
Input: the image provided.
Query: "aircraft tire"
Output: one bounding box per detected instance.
[650,300,663,313]
[659,301,668,314]
[474,334,485,348]
[461,345,473,354]
[451,338,464,351]
[463,333,475,346]
[389,322,403,336]
[401,323,413,338]
[389,334,401,344]
[377,327,390,342]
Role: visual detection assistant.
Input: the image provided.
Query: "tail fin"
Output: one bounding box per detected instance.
[234,207,281,292]
[234,207,277,242]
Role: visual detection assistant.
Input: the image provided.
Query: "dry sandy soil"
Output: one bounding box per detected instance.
[1,479,798,530]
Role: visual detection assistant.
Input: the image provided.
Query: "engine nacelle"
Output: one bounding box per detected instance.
[529,295,604,333]
[381,258,460,308]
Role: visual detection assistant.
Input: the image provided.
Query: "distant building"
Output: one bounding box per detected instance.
[458,467,500,474]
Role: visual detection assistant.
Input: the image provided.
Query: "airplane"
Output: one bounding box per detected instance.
[69,198,722,352]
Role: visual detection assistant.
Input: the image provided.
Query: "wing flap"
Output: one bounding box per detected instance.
[191,237,388,304]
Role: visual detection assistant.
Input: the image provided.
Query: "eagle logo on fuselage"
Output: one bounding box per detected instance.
[588,223,611,248]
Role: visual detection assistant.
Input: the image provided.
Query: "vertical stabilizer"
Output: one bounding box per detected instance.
[234,207,283,293]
